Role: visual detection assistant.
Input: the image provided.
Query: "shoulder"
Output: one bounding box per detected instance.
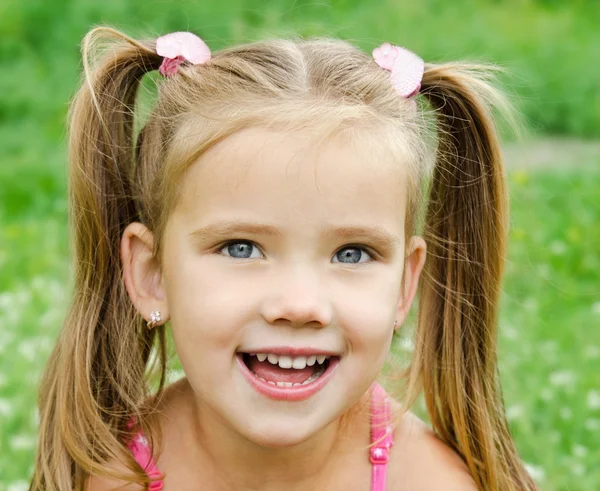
[86,460,145,491]
[388,407,478,490]
[88,378,188,491]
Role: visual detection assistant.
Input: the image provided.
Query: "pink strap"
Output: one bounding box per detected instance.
[370,382,394,491]
[125,418,164,490]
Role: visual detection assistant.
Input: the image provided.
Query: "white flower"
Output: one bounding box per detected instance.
[572,444,588,458]
[7,481,30,491]
[549,240,567,255]
[549,370,576,387]
[587,390,600,410]
[559,407,573,420]
[506,404,525,422]
[0,398,12,417]
[10,434,36,451]
[524,462,545,482]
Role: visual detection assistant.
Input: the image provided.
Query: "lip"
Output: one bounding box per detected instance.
[236,353,340,402]
[238,347,340,357]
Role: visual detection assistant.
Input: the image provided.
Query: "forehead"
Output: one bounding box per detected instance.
[174,126,408,228]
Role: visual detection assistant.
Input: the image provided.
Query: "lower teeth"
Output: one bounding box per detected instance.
[254,362,327,387]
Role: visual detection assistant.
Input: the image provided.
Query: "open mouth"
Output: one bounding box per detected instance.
[242,353,332,386]
[236,351,340,401]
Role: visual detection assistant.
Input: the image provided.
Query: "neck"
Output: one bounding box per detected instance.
[182,381,371,491]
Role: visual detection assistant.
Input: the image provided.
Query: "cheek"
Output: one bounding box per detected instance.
[336,277,400,354]
[167,269,242,390]
[164,254,257,355]
[344,317,393,357]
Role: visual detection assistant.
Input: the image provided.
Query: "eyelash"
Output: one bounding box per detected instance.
[215,240,378,264]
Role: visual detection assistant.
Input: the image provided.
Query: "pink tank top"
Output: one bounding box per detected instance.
[125,382,394,490]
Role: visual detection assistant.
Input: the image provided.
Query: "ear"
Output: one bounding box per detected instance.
[394,236,427,331]
[120,222,169,327]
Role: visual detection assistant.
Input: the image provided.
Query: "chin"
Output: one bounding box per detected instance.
[236,411,332,448]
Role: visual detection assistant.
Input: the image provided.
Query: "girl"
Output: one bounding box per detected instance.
[30,26,538,490]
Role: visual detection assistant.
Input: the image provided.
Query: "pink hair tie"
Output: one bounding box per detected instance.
[156,31,211,77]
[372,43,424,98]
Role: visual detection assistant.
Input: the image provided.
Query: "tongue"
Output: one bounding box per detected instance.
[247,357,316,384]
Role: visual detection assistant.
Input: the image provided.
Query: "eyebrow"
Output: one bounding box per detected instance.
[188,220,402,249]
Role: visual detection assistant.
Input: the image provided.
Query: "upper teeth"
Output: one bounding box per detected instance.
[254,353,330,369]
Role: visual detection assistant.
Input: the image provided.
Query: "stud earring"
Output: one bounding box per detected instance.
[147,310,161,329]
[393,320,398,329]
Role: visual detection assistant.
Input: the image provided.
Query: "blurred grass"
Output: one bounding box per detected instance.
[1,0,600,490]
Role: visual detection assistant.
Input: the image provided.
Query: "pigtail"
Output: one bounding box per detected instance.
[30,27,166,490]
[406,64,537,490]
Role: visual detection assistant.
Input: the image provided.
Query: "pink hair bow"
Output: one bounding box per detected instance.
[372,43,424,98]
[156,31,211,77]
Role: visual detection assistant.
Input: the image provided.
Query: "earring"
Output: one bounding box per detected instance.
[147,310,161,329]
[393,320,397,329]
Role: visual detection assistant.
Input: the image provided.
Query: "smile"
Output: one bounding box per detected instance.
[236,351,341,402]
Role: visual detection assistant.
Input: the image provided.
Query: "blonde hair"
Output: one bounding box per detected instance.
[30,26,537,490]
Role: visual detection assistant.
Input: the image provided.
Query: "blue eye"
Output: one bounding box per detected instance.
[217,241,374,264]
[332,246,373,264]
[219,241,263,259]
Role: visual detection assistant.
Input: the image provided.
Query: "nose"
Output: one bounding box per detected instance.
[259,266,333,329]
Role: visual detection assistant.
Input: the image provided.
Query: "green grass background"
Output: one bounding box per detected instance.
[1,1,599,490]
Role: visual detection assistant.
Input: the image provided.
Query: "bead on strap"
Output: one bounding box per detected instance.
[370,382,394,491]
[125,417,164,490]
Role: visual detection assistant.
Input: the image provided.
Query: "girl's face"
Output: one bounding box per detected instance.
[160,126,425,446]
